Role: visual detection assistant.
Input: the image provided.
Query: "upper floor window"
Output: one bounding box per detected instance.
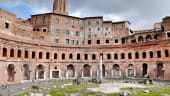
[66,30,70,35]
[17,50,21,58]
[32,51,35,59]
[114,53,118,59]
[121,53,125,59]
[88,40,91,45]
[10,49,14,57]
[56,29,59,34]
[107,54,111,60]
[71,40,74,44]
[43,29,47,32]
[69,54,73,59]
[115,39,118,43]
[76,32,79,36]
[72,19,74,24]
[46,52,50,59]
[2,48,7,57]
[157,51,161,58]
[43,16,47,24]
[143,52,147,59]
[96,21,99,25]
[62,53,65,60]
[84,54,88,60]
[5,23,9,29]
[165,50,169,57]
[54,53,57,59]
[66,39,69,44]
[77,54,80,60]
[71,31,74,36]
[76,20,79,24]
[92,54,96,60]
[106,40,109,43]
[76,40,79,45]
[80,20,83,25]
[88,21,91,25]
[35,20,39,24]
[106,27,109,30]
[135,52,139,59]
[150,51,153,58]
[167,32,170,38]
[56,18,59,24]
[128,53,132,59]
[25,50,29,58]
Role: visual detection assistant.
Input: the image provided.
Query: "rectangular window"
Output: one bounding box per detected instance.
[66,39,69,44]
[88,40,91,45]
[56,29,59,34]
[5,23,9,29]
[81,20,83,25]
[55,39,59,43]
[35,20,39,24]
[71,31,74,36]
[66,30,70,35]
[43,29,47,32]
[56,18,59,24]
[157,51,161,58]
[76,20,79,24]
[76,40,79,45]
[167,33,170,37]
[76,31,79,36]
[71,40,74,44]
[80,32,82,37]
[97,40,100,44]
[88,21,91,25]
[77,54,80,60]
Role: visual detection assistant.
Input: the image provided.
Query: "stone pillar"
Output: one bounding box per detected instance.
[99,56,103,81]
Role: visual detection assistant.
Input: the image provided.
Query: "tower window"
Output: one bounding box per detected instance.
[5,23,9,29]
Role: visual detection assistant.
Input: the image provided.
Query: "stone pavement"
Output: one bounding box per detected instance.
[0,81,56,96]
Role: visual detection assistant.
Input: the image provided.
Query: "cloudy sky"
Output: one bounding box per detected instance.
[0,0,170,30]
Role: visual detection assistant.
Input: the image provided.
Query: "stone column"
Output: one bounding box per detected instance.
[99,56,103,81]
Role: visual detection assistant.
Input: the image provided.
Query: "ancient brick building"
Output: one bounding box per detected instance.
[0,0,170,85]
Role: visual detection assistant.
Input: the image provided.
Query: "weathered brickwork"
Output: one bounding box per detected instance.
[0,0,170,85]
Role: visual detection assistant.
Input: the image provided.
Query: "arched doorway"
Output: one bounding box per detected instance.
[127,64,135,77]
[83,64,91,77]
[37,65,45,80]
[157,63,164,78]
[7,64,15,82]
[67,64,75,78]
[142,63,148,77]
[102,64,105,77]
[112,64,121,77]
[22,64,30,80]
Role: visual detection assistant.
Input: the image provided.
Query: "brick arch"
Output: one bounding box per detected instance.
[7,64,15,82]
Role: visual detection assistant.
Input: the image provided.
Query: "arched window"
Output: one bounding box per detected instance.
[135,52,139,59]
[2,48,7,57]
[121,53,125,59]
[25,50,28,58]
[46,52,50,59]
[84,54,88,60]
[128,53,132,59]
[32,51,35,59]
[54,53,57,59]
[62,53,65,60]
[143,52,146,59]
[39,52,43,59]
[92,54,96,60]
[157,51,161,58]
[69,54,73,59]
[10,49,14,57]
[150,51,154,58]
[114,53,118,59]
[107,54,111,60]
[17,50,21,58]
[154,34,158,40]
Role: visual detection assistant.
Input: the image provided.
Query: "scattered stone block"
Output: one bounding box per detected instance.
[144,90,149,93]
[120,91,131,96]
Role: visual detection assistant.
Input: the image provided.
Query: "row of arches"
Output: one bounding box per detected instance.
[6,63,165,82]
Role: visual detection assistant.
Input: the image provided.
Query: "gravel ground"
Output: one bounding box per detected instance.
[88,83,146,94]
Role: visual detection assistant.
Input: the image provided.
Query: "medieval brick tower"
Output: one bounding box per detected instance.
[53,0,68,15]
